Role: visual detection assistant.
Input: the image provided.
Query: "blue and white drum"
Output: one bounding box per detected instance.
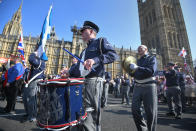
[36,78,87,130]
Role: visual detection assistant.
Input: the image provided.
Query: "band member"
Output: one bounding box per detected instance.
[163,62,182,119]
[1,57,24,113]
[62,21,118,131]
[121,73,130,105]
[129,45,157,131]
[101,71,111,108]
[22,51,46,122]
[114,75,121,98]
[176,66,186,112]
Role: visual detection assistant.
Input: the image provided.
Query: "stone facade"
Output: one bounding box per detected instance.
[137,0,193,73]
[1,0,193,78]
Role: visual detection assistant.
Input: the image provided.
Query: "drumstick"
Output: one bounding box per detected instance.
[62,48,96,71]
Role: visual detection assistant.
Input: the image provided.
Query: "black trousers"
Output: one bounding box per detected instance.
[4,79,23,112]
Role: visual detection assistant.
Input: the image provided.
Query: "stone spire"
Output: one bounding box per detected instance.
[50,26,58,40]
[2,0,23,36]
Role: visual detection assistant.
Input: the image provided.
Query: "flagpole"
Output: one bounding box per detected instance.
[37,5,52,61]
[183,52,193,79]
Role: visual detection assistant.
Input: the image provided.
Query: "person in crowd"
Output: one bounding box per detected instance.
[101,71,111,108]
[114,75,121,98]
[156,76,162,102]
[22,51,46,122]
[60,54,79,78]
[158,76,167,103]
[176,66,186,112]
[129,45,157,131]
[121,73,130,105]
[1,57,24,113]
[61,21,118,131]
[129,77,135,97]
[185,75,196,106]
[70,54,79,71]
[109,79,115,94]
[0,65,7,101]
[163,62,182,119]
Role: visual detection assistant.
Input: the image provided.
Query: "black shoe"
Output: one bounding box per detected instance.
[166,112,175,117]
[0,108,10,113]
[22,114,28,118]
[175,114,182,119]
[101,105,105,108]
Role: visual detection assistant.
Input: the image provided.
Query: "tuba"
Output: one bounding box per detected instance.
[122,56,137,74]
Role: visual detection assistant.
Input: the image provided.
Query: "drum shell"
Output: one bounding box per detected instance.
[37,78,85,128]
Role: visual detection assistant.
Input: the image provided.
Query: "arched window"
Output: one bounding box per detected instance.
[156,35,160,53]
[167,7,171,18]
[152,9,156,22]
[173,33,178,48]
[63,59,68,67]
[152,38,155,48]
[164,6,168,18]
[52,58,59,65]
[108,63,113,69]
[30,45,35,52]
[177,34,181,48]
[146,16,149,28]
[116,63,121,70]
[149,13,152,25]
[168,32,173,48]
[168,7,173,19]
[0,41,2,49]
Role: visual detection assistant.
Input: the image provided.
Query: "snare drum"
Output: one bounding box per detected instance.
[37,78,87,130]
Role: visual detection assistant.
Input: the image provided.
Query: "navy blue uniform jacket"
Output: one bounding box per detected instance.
[69,37,118,78]
[28,53,46,80]
[163,69,179,87]
[131,54,157,80]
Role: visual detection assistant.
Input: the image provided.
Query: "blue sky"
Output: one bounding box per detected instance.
[0,0,195,60]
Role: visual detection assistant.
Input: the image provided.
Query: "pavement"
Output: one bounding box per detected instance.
[0,94,196,131]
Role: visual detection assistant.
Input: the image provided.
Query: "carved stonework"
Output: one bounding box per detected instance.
[2,1,22,36]
[1,0,193,78]
[137,0,193,73]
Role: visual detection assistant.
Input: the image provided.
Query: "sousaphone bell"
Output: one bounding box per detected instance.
[122,56,137,74]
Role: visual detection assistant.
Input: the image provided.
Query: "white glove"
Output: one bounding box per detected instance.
[130,63,139,70]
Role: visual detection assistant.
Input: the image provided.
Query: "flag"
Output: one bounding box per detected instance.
[178,47,187,58]
[17,30,26,66]
[37,5,52,61]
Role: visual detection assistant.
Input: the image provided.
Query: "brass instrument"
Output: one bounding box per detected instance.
[122,56,137,74]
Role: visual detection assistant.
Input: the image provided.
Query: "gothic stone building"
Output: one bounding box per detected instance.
[137,0,193,72]
[0,0,193,78]
[0,2,138,78]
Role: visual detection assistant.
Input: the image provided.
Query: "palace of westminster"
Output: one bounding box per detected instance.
[0,0,194,78]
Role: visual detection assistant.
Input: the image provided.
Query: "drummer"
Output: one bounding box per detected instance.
[60,54,79,78]
[62,20,118,131]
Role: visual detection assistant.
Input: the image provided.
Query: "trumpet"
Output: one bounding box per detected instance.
[122,56,137,74]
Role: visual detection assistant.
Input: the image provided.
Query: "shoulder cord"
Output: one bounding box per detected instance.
[33,59,42,70]
[99,37,106,79]
[99,37,103,55]
[25,70,44,87]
